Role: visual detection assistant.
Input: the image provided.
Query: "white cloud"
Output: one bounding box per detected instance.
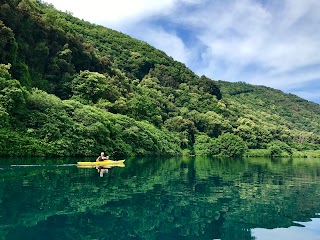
[133,26,191,65]
[44,0,176,27]
[174,0,320,100]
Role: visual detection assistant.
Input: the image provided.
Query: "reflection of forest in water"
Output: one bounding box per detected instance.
[1,157,320,240]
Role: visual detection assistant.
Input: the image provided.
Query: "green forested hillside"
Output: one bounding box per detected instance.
[217,81,320,150]
[0,0,319,157]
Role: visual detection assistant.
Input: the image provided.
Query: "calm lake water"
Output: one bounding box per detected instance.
[1,156,320,240]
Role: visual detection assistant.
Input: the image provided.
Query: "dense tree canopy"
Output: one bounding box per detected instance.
[0,0,319,157]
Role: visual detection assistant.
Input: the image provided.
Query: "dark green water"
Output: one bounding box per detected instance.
[1,156,320,240]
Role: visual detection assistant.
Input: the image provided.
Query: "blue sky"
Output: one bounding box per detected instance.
[44,0,320,104]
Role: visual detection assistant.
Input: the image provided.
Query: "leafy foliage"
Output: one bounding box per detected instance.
[71,70,109,104]
[215,133,248,157]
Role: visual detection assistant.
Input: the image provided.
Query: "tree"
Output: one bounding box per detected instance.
[0,64,27,117]
[194,134,215,155]
[267,141,292,157]
[198,75,222,100]
[215,133,248,157]
[0,21,17,64]
[71,70,108,103]
[0,63,11,79]
[164,116,196,148]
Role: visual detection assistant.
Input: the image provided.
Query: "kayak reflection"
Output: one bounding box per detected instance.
[97,166,109,177]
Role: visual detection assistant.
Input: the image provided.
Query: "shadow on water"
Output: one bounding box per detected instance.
[1,156,320,240]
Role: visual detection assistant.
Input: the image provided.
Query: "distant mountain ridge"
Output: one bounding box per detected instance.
[0,0,319,157]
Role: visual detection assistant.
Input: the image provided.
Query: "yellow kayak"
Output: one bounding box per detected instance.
[77,159,125,166]
[77,163,125,168]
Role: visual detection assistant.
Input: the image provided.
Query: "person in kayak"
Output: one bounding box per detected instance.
[96,152,109,161]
